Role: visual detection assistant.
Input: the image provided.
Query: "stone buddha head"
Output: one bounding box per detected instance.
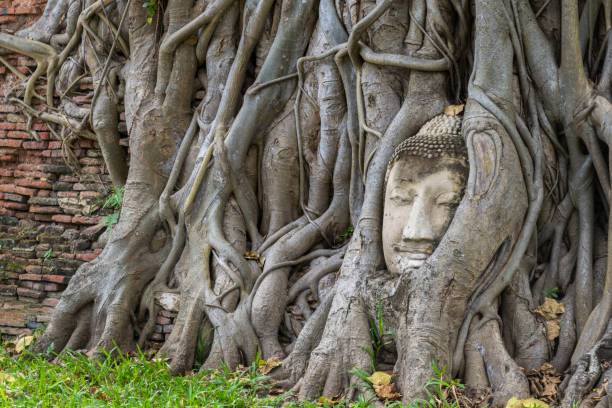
[383,114,468,274]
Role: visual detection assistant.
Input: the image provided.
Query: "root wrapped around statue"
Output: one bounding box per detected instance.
[2,0,612,405]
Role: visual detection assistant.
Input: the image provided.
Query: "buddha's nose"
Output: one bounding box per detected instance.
[401,198,434,242]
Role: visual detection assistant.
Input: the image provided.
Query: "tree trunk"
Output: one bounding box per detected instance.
[3,0,612,405]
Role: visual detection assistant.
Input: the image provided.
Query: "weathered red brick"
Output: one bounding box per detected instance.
[42,283,61,292]
[30,205,61,214]
[34,214,53,222]
[79,157,103,166]
[19,273,42,281]
[25,265,42,273]
[0,122,25,131]
[76,252,99,262]
[17,163,43,171]
[0,184,35,195]
[39,307,55,315]
[17,287,44,299]
[59,175,79,183]
[42,298,59,307]
[0,139,22,147]
[16,179,52,189]
[57,191,78,198]
[71,215,102,225]
[0,311,26,327]
[0,16,17,23]
[0,207,15,216]
[0,200,28,210]
[76,140,94,148]
[41,275,70,284]
[31,123,49,131]
[72,95,90,103]
[79,191,101,198]
[22,141,46,149]
[36,132,51,141]
[1,192,25,202]
[159,310,177,318]
[156,316,172,325]
[51,214,72,223]
[14,169,53,179]
[36,314,52,323]
[15,6,41,14]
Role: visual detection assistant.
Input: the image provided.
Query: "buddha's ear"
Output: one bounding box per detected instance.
[465,127,502,200]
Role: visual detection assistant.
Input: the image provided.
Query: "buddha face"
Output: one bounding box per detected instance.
[383,156,466,274]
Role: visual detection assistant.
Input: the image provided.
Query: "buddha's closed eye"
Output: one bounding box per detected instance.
[435,192,461,206]
[390,189,416,205]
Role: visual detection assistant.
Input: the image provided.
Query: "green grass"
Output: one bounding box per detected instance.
[0,339,471,408]
[0,342,384,408]
[0,345,282,407]
[99,186,125,233]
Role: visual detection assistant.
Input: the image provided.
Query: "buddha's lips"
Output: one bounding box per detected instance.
[392,244,434,257]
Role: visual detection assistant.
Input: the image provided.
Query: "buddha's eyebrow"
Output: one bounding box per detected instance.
[391,187,416,197]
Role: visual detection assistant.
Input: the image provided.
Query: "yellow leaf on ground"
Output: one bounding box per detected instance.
[256,357,282,375]
[244,251,265,267]
[366,371,392,386]
[506,397,549,408]
[444,104,465,116]
[0,373,16,384]
[14,335,34,353]
[317,396,341,405]
[544,320,560,341]
[244,251,260,260]
[535,298,565,319]
[535,298,565,341]
[374,383,402,400]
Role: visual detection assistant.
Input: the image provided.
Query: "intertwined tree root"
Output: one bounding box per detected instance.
[2,0,612,405]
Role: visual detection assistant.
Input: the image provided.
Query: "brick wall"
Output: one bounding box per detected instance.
[0,0,178,345]
[0,2,115,337]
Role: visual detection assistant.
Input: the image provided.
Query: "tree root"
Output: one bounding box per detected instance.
[561,320,612,407]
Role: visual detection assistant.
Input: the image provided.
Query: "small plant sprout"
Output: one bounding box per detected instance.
[335,225,355,245]
[364,297,395,372]
[102,185,125,211]
[542,286,560,299]
[142,0,158,24]
[407,361,465,408]
[42,248,56,260]
[100,185,124,233]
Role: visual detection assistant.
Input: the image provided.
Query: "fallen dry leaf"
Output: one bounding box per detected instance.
[522,363,563,405]
[374,383,402,401]
[444,104,465,116]
[244,251,265,268]
[544,320,560,341]
[14,335,34,353]
[592,378,609,401]
[535,298,565,318]
[257,356,282,375]
[317,396,341,405]
[535,298,565,341]
[268,387,285,395]
[366,371,392,386]
[506,397,549,408]
[0,373,16,384]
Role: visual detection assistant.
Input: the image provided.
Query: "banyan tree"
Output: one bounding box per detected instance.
[1,0,612,405]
